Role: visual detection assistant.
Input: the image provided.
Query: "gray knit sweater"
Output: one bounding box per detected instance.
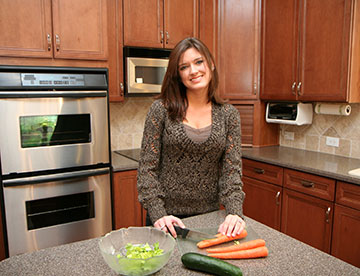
[137,99,245,224]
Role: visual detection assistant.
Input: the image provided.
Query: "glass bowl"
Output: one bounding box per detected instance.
[99,227,176,276]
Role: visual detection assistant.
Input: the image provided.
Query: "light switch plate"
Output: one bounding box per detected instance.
[284,131,294,140]
[326,137,339,147]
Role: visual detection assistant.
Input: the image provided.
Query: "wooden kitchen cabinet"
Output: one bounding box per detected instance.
[260,0,360,103]
[233,101,279,147]
[281,169,335,253]
[123,0,198,49]
[242,159,283,230]
[112,170,145,229]
[217,0,260,100]
[0,0,108,60]
[331,181,360,267]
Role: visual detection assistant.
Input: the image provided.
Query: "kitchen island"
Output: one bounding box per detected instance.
[0,210,359,275]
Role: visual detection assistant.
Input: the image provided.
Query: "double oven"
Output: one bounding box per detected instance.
[0,66,112,256]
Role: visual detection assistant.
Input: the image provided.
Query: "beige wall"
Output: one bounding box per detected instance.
[110,97,154,150]
[279,103,360,159]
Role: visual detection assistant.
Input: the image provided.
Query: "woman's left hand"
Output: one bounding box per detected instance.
[218,214,246,237]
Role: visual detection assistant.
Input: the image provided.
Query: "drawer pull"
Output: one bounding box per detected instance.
[254,168,265,174]
[275,191,281,205]
[301,180,314,188]
[325,207,331,223]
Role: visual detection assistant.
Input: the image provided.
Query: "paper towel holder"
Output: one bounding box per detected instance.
[266,102,313,125]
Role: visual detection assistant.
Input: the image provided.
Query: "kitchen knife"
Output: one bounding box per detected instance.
[174,225,215,241]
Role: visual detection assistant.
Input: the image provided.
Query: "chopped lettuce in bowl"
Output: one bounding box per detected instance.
[99,227,176,276]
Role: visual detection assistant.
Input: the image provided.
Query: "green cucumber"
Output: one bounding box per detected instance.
[181,252,242,276]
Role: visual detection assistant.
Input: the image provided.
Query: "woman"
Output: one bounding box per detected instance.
[137,37,245,238]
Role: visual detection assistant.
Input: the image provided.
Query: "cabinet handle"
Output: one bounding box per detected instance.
[47,34,52,51]
[253,82,257,95]
[297,82,302,95]
[300,180,314,188]
[275,191,281,205]
[325,207,331,223]
[55,34,60,51]
[120,83,124,96]
[291,82,296,95]
[253,168,265,174]
[165,31,169,44]
[160,31,164,44]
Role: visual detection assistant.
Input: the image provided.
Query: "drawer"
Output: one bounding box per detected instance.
[336,181,360,210]
[284,169,335,201]
[242,159,283,186]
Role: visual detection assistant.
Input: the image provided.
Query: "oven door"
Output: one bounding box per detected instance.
[0,91,109,175]
[3,167,112,256]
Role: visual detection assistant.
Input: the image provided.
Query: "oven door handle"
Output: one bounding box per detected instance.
[3,167,110,186]
[0,90,107,98]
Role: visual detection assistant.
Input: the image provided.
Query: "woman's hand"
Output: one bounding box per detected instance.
[154,215,186,238]
[218,214,246,237]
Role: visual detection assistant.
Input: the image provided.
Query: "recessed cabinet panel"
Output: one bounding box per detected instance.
[0,0,53,58]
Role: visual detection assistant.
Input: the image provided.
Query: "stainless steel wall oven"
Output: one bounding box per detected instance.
[0,66,112,257]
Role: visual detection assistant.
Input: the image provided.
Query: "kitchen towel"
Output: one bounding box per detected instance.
[314,103,351,116]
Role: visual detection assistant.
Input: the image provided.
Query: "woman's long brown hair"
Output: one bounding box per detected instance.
[159,37,224,121]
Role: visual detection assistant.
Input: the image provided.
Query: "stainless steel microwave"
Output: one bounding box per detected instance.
[124,47,171,96]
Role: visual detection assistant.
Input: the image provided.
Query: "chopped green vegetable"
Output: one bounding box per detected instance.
[118,242,164,260]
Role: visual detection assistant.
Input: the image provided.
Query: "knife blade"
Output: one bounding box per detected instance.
[174,225,215,241]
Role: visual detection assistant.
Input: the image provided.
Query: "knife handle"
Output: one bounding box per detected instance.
[174,225,189,239]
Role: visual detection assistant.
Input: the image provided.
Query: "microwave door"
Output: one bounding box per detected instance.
[127,57,168,93]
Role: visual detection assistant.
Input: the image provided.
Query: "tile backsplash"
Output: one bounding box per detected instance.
[280,103,360,159]
[110,99,360,160]
[110,97,155,150]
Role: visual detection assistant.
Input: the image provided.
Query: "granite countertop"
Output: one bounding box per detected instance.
[242,146,360,185]
[112,146,360,185]
[0,210,358,275]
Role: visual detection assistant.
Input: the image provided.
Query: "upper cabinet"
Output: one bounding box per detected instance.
[123,0,199,49]
[0,0,108,60]
[260,0,360,103]
[217,0,260,100]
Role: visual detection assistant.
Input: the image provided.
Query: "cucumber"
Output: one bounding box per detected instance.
[181,252,242,276]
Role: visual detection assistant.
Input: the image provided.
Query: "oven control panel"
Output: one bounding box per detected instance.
[21,73,85,86]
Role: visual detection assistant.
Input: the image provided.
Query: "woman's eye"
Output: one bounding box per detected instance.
[196,60,203,65]
[179,65,188,71]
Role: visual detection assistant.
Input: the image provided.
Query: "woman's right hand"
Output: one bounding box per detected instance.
[154,215,186,238]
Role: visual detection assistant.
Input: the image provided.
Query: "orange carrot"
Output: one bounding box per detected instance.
[208,246,269,259]
[206,239,266,253]
[197,229,248,249]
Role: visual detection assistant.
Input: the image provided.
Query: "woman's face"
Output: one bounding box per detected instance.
[178,47,212,94]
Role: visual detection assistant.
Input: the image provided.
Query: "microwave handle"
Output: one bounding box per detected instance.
[3,167,110,187]
[0,90,107,98]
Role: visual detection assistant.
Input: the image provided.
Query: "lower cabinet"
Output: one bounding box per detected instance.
[243,158,360,267]
[331,181,360,267]
[281,188,333,253]
[112,170,146,229]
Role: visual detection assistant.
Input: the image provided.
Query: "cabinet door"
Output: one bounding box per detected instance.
[297,0,352,101]
[164,0,198,49]
[331,204,360,268]
[0,0,53,58]
[52,0,108,60]
[243,176,282,230]
[123,0,164,48]
[260,0,298,101]
[218,0,259,100]
[113,170,143,229]
[281,188,333,253]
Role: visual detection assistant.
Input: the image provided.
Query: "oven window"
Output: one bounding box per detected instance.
[26,191,95,230]
[19,114,91,148]
[135,66,167,85]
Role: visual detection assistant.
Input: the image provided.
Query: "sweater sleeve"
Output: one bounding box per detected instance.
[137,100,168,223]
[218,104,245,218]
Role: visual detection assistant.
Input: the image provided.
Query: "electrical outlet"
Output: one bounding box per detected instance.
[326,137,339,147]
[284,131,294,140]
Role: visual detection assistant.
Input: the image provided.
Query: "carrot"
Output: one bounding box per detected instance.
[206,239,266,253]
[208,246,269,259]
[197,229,248,249]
